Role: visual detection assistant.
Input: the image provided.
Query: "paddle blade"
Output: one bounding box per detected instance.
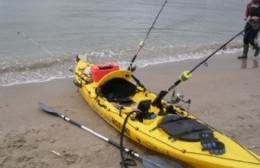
[142,155,184,168]
[38,102,59,116]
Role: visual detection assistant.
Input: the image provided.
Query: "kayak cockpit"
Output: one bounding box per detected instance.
[96,70,160,122]
[98,78,136,104]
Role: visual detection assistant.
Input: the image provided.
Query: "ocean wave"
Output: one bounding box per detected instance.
[0,56,75,74]
[0,41,243,86]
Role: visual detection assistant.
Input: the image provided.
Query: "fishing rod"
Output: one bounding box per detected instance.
[152,29,244,108]
[128,0,168,72]
[38,102,183,168]
[17,31,62,63]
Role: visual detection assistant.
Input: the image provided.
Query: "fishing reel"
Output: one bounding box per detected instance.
[169,91,191,114]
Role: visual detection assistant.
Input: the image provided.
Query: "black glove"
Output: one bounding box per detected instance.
[199,130,225,155]
[209,140,225,155]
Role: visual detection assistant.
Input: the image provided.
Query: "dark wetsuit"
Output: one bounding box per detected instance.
[244,2,260,46]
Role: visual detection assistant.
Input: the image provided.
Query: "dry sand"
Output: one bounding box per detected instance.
[0,52,259,168]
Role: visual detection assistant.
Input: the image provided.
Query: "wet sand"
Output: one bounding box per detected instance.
[0,52,259,168]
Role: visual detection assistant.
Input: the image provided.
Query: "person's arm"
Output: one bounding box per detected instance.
[244,2,252,21]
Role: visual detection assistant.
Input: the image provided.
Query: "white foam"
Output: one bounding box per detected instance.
[0,46,242,86]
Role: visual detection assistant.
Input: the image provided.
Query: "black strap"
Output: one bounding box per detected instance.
[131,75,146,91]
[172,128,208,140]
[160,115,189,126]
[120,155,136,168]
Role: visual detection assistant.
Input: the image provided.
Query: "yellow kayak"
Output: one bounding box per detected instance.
[72,55,260,168]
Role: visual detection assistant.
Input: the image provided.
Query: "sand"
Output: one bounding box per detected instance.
[0,52,259,168]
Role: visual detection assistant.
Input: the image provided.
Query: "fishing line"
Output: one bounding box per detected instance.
[154,27,241,36]
[17,31,63,63]
[189,29,244,74]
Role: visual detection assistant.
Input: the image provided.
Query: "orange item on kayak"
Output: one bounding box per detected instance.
[91,63,119,82]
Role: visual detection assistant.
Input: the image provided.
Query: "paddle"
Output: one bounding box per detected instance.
[38,102,184,168]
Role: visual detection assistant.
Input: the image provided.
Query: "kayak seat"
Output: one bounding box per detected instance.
[99,78,136,104]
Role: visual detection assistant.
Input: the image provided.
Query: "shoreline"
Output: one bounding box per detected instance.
[0,52,259,167]
[0,47,243,87]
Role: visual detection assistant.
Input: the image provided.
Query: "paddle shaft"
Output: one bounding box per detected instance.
[38,102,185,168]
[56,113,141,158]
[64,112,182,168]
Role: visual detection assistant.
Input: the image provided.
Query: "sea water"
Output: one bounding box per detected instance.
[0,0,247,86]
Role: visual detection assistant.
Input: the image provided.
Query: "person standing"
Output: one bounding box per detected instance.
[239,0,260,59]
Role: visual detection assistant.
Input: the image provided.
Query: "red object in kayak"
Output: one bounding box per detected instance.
[91,63,119,82]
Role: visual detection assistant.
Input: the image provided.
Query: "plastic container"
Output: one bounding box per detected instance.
[91,63,119,82]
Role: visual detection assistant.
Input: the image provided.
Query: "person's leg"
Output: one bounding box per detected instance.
[248,29,260,56]
[238,44,249,59]
[253,42,259,56]
[238,24,251,59]
[252,30,260,56]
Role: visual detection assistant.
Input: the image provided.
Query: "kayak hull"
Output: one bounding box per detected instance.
[73,57,260,168]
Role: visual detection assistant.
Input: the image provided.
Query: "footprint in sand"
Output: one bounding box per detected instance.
[0,128,54,167]
[61,150,80,165]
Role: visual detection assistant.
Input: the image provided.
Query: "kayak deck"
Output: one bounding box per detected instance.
[73,58,260,168]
